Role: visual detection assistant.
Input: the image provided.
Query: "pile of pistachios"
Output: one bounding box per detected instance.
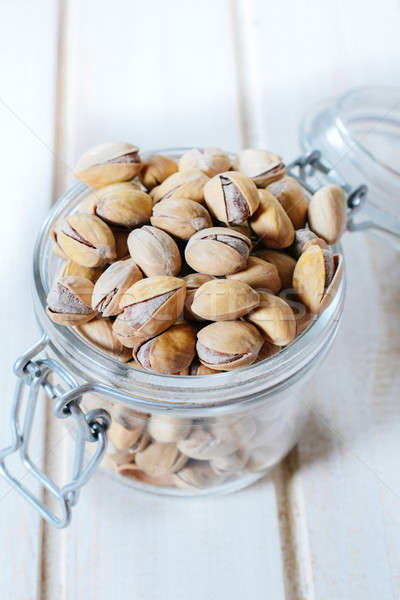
[48,143,346,375]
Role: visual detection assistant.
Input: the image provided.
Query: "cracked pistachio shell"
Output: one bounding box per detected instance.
[108,419,148,453]
[233,148,286,187]
[227,256,281,293]
[46,276,96,326]
[250,189,295,249]
[246,290,296,346]
[177,428,239,460]
[151,169,209,204]
[148,415,192,443]
[267,176,308,229]
[80,183,152,228]
[292,228,327,257]
[204,171,259,225]
[59,260,104,283]
[173,463,223,489]
[197,321,263,371]
[189,360,220,375]
[134,323,197,374]
[183,273,215,321]
[76,318,131,362]
[185,227,251,276]
[116,464,175,487]
[92,258,142,317]
[74,141,141,189]
[252,249,296,290]
[308,184,347,244]
[113,276,186,346]
[178,147,230,177]
[150,197,212,240]
[135,442,188,477]
[293,245,342,313]
[140,154,178,190]
[191,279,259,321]
[210,450,248,476]
[58,213,116,267]
[127,225,181,277]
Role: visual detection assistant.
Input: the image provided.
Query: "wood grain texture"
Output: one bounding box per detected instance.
[0,1,59,598]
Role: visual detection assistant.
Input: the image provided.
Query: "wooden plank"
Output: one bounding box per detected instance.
[0,1,59,598]
[236,0,400,597]
[43,1,286,598]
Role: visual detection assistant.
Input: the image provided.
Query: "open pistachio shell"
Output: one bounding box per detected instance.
[267,176,308,229]
[185,227,251,276]
[58,213,116,267]
[46,276,96,326]
[173,463,224,489]
[127,225,181,277]
[250,189,295,249]
[292,245,340,314]
[292,228,327,257]
[140,154,178,190]
[233,149,286,187]
[246,291,296,346]
[191,279,260,321]
[135,442,188,477]
[177,428,238,460]
[183,273,215,321]
[148,415,192,443]
[178,147,230,177]
[134,323,197,374]
[252,249,296,290]
[227,256,281,293]
[151,169,209,204]
[59,260,104,283]
[74,141,141,189]
[151,197,212,240]
[92,258,143,317]
[108,420,148,452]
[204,171,260,225]
[196,321,263,371]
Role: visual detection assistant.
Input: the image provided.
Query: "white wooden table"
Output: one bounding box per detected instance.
[1,2,399,598]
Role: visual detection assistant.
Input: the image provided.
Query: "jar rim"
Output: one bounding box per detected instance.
[32,148,345,412]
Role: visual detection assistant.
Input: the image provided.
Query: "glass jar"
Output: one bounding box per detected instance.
[1,86,398,528]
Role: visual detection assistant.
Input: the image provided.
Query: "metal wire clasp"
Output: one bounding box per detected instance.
[0,335,111,529]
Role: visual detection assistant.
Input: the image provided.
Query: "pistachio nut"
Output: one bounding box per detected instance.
[191,279,259,321]
[246,291,296,346]
[135,442,188,477]
[80,183,152,229]
[196,321,263,371]
[185,227,251,276]
[177,428,238,460]
[74,141,141,189]
[59,260,104,283]
[113,276,186,346]
[183,273,215,321]
[292,228,327,257]
[148,415,192,443]
[127,225,181,277]
[189,360,220,375]
[173,463,223,489]
[76,318,131,362]
[210,450,248,476]
[150,197,212,240]
[116,463,175,487]
[252,249,296,290]
[308,184,347,244]
[46,275,96,326]
[134,323,196,374]
[233,148,286,187]
[151,169,209,204]
[293,245,342,313]
[250,189,295,248]
[178,147,230,177]
[57,213,116,267]
[267,176,308,229]
[112,227,130,260]
[92,258,142,317]
[204,171,259,225]
[108,419,148,453]
[139,154,178,190]
[227,256,281,293]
